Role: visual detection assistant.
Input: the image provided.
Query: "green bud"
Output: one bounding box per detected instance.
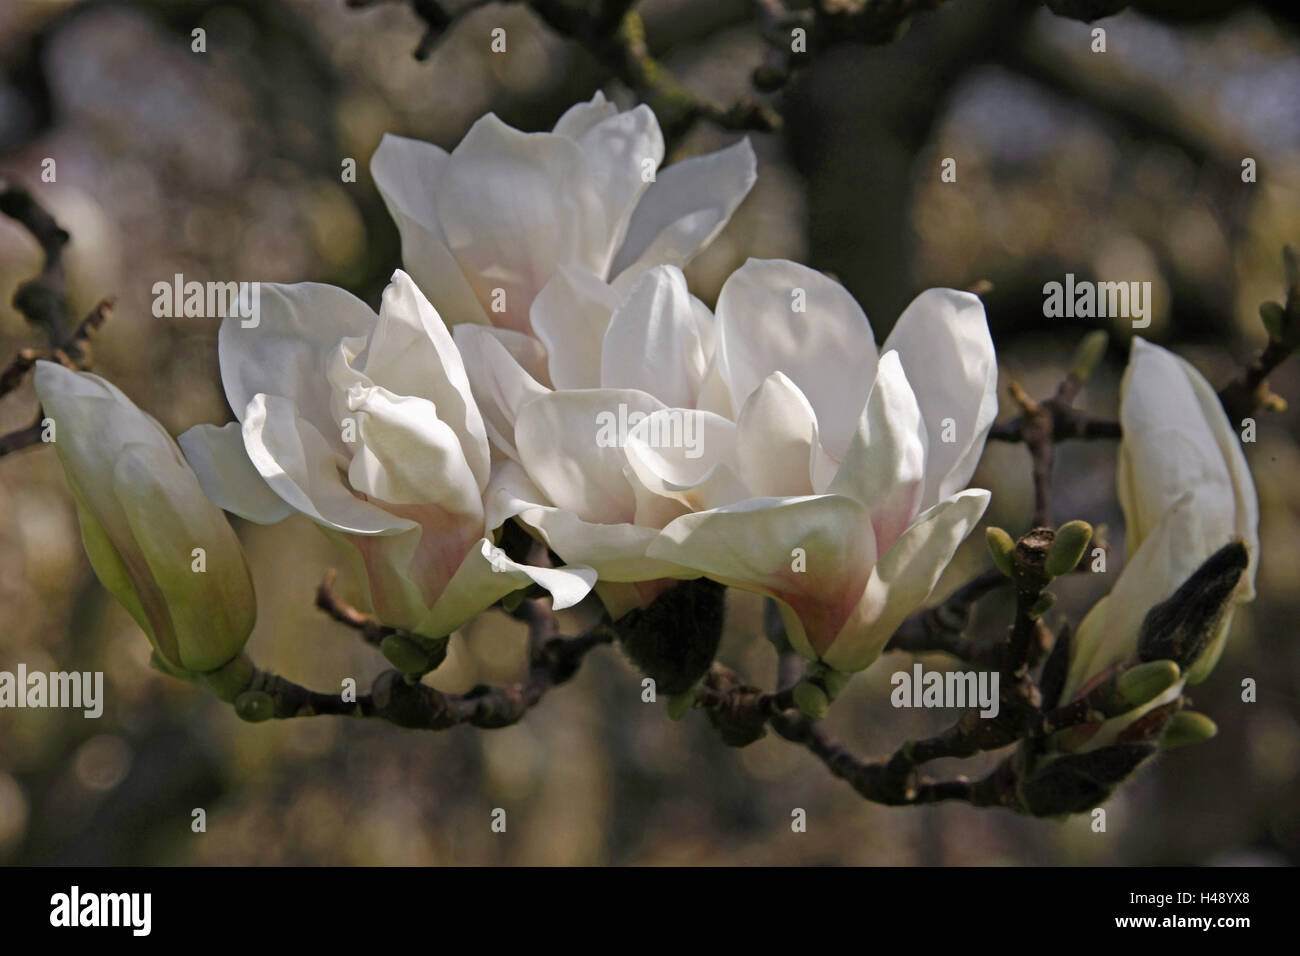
[379,633,446,676]
[1068,331,1109,383]
[197,653,255,703]
[792,680,830,719]
[1260,301,1287,341]
[1045,520,1093,577]
[986,527,1016,577]
[1160,711,1217,750]
[234,690,274,722]
[666,690,696,721]
[1116,659,1181,708]
[1027,591,1057,620]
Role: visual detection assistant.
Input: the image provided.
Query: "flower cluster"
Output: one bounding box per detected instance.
[35,96,1258,774]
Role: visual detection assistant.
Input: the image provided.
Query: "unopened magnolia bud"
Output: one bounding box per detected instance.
[986,527,1016,577]
[1017,742,1156,817]
[34,361,256,675]
[1116,659,1181,708]
[1045,521,1093,577]
[1138,541,1249,670]
[614,578,725,695]
[1160,711,1217,750]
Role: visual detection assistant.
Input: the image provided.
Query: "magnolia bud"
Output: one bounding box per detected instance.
[1045,520,1093,577]
[1159,711,1217,750]
[34,362,256,674]
[1116,659,1181,708]
[986,527,1016,577]
[1137,541,1249,670]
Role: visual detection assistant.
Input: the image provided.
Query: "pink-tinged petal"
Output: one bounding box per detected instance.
[601,266,710,409]
[882,289,997,510]
[647,495,876,659]
[370,133,490,328]
[714,258,878,458]
[435,114,608,333]
[530,265,621,390]
[823,488,989,673]
[828,351,927,553]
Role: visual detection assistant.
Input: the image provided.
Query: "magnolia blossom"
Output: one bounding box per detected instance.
[371,91,755,346]
[34,361,256,674]
[1056,338,1259,751]
[178,270,595,640]
[470,258,998,673]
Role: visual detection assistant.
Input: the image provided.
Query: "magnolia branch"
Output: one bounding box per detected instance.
[0,181,114,458]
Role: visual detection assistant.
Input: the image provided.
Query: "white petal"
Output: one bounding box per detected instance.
[344,384,484,523]
[610,139,757,279]
[370,133,490,327]
[416,539,596,637]
[828,351,928,553]
[648,495,876,658]
[570,105,665,274]
[530,265,621,390]
[178,422,295,524]
[219,281,376,453]
[551,90,618,139]
[453,323,549,463]
[515,388,665,525]
[362,270,491,491]
[601,265,708,408]
[435,114,608,333]
[882,289,997,510]
[734,371,833,498]
[715,258,878,458]
[1062,493,1205,702]
[824,488,990,672]
[487,459,685,582]
[624,408,747,512]
[241,393,409,535]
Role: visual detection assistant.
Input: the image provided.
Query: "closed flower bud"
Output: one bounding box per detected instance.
[1159,711,1217,750]
[1044,520,1092,577]
[986,526,1016,577]
[34,361,256,674]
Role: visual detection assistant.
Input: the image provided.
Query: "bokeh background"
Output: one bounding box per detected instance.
[1,0,1297,865]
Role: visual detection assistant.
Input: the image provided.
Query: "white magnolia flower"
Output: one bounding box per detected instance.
[34,361,256,674]
[469,258,998,674]
[1056,338,1259,750]
[178,270,595,640]
[371,91,756,341]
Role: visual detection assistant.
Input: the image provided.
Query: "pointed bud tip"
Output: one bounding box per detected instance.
[1160,711,1217,750]
[986,527,1016,577]
[1045,520,1093,577]
[1117,659,1180,707]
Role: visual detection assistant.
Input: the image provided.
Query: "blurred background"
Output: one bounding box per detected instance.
[0,0,1297,865]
